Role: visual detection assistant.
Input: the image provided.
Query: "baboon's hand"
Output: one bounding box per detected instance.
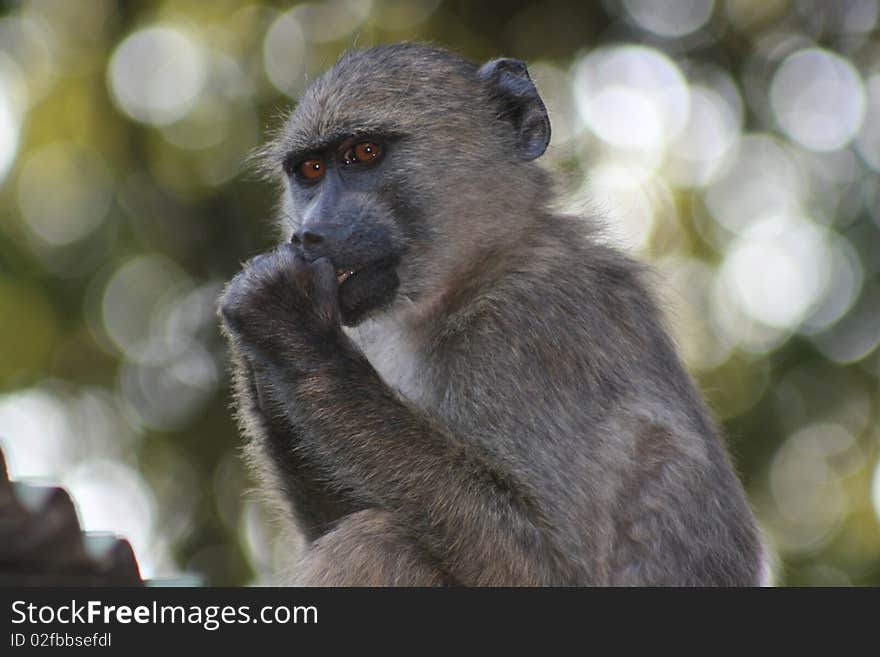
[218,244,342,351]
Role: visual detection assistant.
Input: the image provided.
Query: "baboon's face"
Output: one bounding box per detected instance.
[269,45,550,327]
[276,52,478,328]
[283,132,409,327]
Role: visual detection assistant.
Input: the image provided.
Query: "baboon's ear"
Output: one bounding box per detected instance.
[477,58,551,161]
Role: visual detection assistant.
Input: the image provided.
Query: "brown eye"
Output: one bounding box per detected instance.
[343,141,381,165]
[353,141,379,162]
[300,159,324,181]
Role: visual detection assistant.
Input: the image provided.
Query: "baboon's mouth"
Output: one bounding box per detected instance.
[333,256,401,326]
[333,257,396,287]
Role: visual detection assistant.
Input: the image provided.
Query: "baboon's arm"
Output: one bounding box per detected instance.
[257,345,566,586]
[230,347,364,541]
[221,246,567,585]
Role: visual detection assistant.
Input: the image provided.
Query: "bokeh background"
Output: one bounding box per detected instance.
[1,0,878,586]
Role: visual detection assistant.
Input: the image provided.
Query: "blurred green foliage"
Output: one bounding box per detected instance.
[0,0,878,586]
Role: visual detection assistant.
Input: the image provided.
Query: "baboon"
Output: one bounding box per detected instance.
[219,43,766,586]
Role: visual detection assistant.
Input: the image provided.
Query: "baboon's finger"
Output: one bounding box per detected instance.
[310,257,341,325]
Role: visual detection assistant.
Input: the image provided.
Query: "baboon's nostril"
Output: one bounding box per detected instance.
[292,228,324,246]
[301,230,324,245]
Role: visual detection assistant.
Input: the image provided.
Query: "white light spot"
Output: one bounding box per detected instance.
[573,45,690,153]
[718,214,831,330]
[0,77,19,183]
[160,99,232,151]
[704,133,804,235]
[584,162,661,251]
[801,234,863,333]
[16,142,113,246]
[768,423,853,552]
[104,275,221,431]
[119,343,218,432]
[263,10,306,97]
[0,385,137,480]
[623,0,715,37]
[667,85,741,187]
[770,48,866,152]
[0,389,72,480]
[62,460,158,578]
[855,75,880,172]
[108,26,207,126]
[811,284,880,364]
[0,52,28,184]
[590,87,664,151]
[841,0,879,33]
[0,16,57,104]
[101,255,188,361]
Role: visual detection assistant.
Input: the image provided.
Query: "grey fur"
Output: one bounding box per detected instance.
[220,43,765,586]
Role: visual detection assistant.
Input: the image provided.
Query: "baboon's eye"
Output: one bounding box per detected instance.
[354,141,380,161]
[343,141,381,165]
[300,159,324,181]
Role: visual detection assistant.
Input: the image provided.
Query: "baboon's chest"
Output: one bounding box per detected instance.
[346,318,427,406]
